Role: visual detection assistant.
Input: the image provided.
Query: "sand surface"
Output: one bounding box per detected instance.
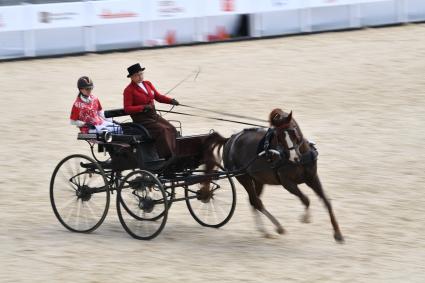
[1,24,425,282]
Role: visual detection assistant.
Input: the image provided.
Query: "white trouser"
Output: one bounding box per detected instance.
[89,120,123,134]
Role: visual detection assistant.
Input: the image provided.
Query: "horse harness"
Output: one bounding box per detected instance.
[258,126,318,169]
[227,127,319,178]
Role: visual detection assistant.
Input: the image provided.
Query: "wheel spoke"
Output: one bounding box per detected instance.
[85,201,98,221]
[58,171,77,192]
[82,202,90,229]
[63,200,77,225]
[75,200,82,229]
[210,197,231,206]
[82,171,88,186]
[58,195,78,211]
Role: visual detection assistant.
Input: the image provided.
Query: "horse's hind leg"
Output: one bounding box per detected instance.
[236,175,283,237]
[277,174,311,223]
[305,174,344,243]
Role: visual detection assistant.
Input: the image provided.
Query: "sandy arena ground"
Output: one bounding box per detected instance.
[1,24,425,282]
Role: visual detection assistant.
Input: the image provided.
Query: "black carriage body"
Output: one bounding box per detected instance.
[107,134,209,172]
[81,122,209,173]
[107,144,140,171]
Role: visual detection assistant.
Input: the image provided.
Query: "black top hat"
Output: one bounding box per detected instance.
[127,63,145,78]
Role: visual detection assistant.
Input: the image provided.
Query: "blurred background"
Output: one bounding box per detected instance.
[1,1,425,283]
[1,0,425,60]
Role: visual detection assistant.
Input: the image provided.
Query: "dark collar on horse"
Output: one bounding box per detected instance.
[257,126,318,166]
[257,128,276,154]
[256,128,285,162]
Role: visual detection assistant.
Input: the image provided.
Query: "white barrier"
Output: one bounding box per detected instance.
[0,0,424,59]
[0,5,26,58]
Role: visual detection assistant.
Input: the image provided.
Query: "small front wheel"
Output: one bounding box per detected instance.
[117,170,168,240]
[50,154,110,233]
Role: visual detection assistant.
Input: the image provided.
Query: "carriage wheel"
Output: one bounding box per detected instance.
[89,142,110,163]
[185,169,236,228]
[120,186,175,222]
[117,170,168,240]
[50,154,110,233]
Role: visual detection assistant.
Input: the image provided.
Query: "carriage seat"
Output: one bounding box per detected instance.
[103,108,153,139]
[104,108,182,138]
[104,108,127,119]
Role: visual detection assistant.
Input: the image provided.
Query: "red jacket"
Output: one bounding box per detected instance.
[123,81,173,114]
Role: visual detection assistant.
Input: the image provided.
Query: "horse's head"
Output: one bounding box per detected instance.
[269,108,304,162]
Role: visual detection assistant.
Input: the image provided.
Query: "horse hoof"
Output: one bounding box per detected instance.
[301,214,311,224]
[334,233,345,243]
[276,227,285,235]
[264,233,277,239]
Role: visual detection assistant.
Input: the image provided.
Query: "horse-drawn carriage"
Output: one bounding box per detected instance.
[51,107,344,242]
[49,108,236,240]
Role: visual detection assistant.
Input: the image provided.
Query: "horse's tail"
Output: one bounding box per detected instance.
[202,131,229,171]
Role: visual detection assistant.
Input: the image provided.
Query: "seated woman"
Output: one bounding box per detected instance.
[70,76,122,134]
[123,63,179,159]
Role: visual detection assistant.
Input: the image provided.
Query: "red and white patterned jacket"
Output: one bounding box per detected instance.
[70,94,103,132]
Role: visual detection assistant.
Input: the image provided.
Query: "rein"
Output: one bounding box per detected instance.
[156,109,267,128]
[180,104,269,123]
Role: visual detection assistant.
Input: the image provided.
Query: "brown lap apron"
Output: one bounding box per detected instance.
[130,111,177,158]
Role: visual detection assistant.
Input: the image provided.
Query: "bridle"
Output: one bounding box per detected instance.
[274,123,305,162]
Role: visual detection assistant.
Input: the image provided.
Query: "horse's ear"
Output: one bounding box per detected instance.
[282,111,292,124]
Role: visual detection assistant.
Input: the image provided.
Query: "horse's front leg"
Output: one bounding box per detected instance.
[252,208,272,238]
[260,208,285,235]
[252,179,285,235]
[305,174,344,243]
[238,175,284,237]
[277,172,311,224]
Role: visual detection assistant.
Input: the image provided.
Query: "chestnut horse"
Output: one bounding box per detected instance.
[203,109,344,242]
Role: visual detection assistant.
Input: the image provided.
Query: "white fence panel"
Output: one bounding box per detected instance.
[203,0,253,16]
[360,0,399,26]
[310,5,352,31]
[406,0,425,22]
[0,31,25,58]
[256,10,302,37]
[29,2,85,30]
[0,5,25,32]
[33,27,85,56]
[89,0,144,25]
[150,0,199,20]
[258,0,301,12]
[0,5,25,58]
[93,23,143,51]
[144,18,197,46]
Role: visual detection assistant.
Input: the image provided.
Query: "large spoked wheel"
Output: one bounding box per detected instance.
[117,170,168,240]
[185,169,236,228]
[50,154,110,233]
[89,142,110,163]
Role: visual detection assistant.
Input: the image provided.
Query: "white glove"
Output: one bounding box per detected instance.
[99,110,113,122]
[71,120,85,128]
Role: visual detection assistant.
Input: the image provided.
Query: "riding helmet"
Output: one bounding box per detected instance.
[77,76,94,89]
